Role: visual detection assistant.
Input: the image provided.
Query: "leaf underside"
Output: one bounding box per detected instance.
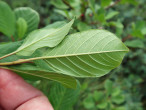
[42,30,129,77]
[16,19,74,56]
[1,66,77,89]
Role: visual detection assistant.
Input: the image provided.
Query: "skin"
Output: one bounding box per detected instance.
[0,68,54,110]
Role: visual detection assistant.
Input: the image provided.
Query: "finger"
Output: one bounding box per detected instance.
[0,106,3,110]
[16,96,53,110]
[0,68,53,110]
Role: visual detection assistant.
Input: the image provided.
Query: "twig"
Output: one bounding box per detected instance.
[105,0,121,9]
[62,0,74,9]
[122,35,132,42]
[11,35,15,42]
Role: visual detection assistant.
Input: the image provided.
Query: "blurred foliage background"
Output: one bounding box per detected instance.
[1,0,146,110]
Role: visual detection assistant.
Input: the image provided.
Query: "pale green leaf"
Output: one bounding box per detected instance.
[16,19,74,56]
[16,17,28,39]
[14,7,40,34]
[0,1,15,37]
[42,29,129,77]
[44,21,66,29]
[49,82,80,110]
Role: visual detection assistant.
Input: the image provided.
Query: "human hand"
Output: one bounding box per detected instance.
[0,68,54,110]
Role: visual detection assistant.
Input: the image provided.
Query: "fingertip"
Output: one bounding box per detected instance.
[16,96,54,110]
[0,68,43,110]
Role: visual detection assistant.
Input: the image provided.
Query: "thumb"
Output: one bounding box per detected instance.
[0,68,53,110]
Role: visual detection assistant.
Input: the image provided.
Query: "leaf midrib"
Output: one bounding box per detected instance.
[43,50,129,59]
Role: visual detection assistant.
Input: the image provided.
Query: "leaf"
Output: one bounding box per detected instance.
[124,40,144,48]
[105,11,119,20]
[14,7,40,34]
[0,41,22,55]
[109,21,124,37]
[44,21,66,29]
[104,79,113,95]
[83,94,95,109]
[77,22,91,31]
[0,41,23,63]
[112,95,125,104]
[97,102,108,109]
[0,1,15,37]
[49,82,80,110]
[16,19,74,56]
[101,0,112,7]
[2,65,77,89]
[93,91,104,101]
[42,30,129,77]
[16,17,28,39]
[51,0,68,9]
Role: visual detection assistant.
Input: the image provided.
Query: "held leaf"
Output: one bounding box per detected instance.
[42,29,129,77]
[16,19,74,56]
[1,65,77,89]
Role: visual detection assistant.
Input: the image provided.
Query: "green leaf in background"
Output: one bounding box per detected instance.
[14,7,40,34]
[16,19,74,56]
[104,79,113,95]
[51,0,68,9]
[16,17,27,39]
[2,65,77,89]
[97,101,108,109]
[97,8,106,23]
[113,107,126,110]
[101,0,112,7]
[83,94,95,109]
[124,39,145,48]
[49,82,80,110]
[43,30,129,77]
[109,21,124,37]
[54,9,70,18]
[112,88,121,97]
[77,22,91,31]
[106,11,119,20]
[112,95,125,104]
[131,21,146,38]
[93,91,104,101]
[0,1,15,37]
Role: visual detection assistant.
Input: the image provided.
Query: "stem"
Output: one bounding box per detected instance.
[0,50,129,66]
[0,56,44,66]
[11,35,15,42]
[105,0,121,9]
[0,51,17,60]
